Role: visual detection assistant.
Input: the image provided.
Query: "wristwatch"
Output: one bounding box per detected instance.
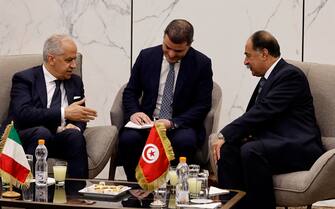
[169,120,178,130]
[217,132,224,140]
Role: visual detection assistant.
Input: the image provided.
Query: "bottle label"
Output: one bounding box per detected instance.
[35,171,48,185]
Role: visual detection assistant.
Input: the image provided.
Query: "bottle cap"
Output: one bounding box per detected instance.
[179,156,186,163]
[38,139,45,145]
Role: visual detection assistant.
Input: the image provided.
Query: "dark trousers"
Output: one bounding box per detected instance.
[217,140,319,209]
[19,126,88,179]
[118,127,198,181]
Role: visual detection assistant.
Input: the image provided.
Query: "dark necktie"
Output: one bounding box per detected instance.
[159,63,175,119]
[50,80,62,109]
[256,77,266,102]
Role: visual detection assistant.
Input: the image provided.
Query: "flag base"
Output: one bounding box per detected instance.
[2,190,21,198]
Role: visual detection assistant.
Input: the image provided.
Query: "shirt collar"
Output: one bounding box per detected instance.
[42,64,57,83]
[163,56,181,65]
[264,57,282,79]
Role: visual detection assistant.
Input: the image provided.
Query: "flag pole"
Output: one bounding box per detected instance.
[1,123,21,198]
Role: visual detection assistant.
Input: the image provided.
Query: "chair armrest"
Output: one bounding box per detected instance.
[84,126,118,178]
[110,85,126,130]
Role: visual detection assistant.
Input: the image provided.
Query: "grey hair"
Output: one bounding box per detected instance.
[42,34,73,62]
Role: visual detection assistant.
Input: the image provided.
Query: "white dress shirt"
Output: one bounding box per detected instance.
[153,57,180,118]
[42,65,68,131]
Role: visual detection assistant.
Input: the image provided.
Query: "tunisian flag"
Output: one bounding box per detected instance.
[136,123,175,191]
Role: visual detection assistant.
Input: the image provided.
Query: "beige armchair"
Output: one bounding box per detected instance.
[273,60,335,208]
[209,60,335,209]
[0,54,118,178]
[109,82,222,179]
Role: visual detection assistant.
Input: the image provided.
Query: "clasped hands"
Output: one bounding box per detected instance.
[65,98,97,122]
[130,112,172,129]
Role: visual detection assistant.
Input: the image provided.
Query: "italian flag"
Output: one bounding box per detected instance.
[0,124,32,187]
[136,123,175,191]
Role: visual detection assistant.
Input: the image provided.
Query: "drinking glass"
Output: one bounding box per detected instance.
[53,186,67,203]
[188,176,202,198]
[188,164,200,178]
[22,154,34,201]
[151,183,167,207]
[53,160,67,186]
[197,170,209,199]
[188,164,201,199]
[168,166,178,186]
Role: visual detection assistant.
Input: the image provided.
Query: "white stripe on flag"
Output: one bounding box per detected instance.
[3,137,30,170]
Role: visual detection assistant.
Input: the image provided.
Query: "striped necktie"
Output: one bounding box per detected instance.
[256,77,266,102]
[159,63,175,119]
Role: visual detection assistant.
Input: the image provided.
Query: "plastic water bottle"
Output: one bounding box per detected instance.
[35,184,48,202]
[35,139,48,186]
[176,156,189,204]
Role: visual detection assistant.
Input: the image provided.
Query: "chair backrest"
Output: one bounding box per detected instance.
[110,81,222,167]
[287,60,335,150]
[0,53,82,129]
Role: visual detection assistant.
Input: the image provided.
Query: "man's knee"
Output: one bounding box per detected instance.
[32,126,53,141]
[63,129,86,150]
[119,129,146,147]
[240,141,264,162]
[171,129,197,148]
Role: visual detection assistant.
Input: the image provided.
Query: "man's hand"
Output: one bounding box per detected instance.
[130,112,152,125]
[63,123,81,131]
[65,98,97,122]
[212,138,225,164]
[154,119,171,129]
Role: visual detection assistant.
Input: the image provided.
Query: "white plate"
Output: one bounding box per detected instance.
[150,200,166,207]
[78,184,131,197]
[190,199,213,204]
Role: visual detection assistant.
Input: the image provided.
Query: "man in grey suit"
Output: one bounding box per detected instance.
[213,31,324,209]
[2,34,97,178]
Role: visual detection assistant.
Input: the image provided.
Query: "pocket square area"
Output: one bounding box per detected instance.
[73,96,82,101]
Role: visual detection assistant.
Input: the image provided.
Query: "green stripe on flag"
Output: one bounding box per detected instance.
[8,127,22,145]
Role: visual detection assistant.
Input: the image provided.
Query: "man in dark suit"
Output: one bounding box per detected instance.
[119,19,213,181]
[2,34,97,178]
[213,30,324,209]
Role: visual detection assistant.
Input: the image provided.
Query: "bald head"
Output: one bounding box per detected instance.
[250,30,281,58]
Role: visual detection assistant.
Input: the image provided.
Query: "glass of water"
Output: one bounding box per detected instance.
[22,154,34,201]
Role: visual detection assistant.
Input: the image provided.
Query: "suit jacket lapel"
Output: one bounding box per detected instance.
[36,66,48,107]
[174,48,194,99]
[246,86,259,111]
[152,47,164,98]
[64,79,74,104]
[247,58,286,110]
[257,59,285,99]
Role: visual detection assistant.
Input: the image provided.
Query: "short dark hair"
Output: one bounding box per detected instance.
[164,19,194,45]
[251,30,281,57]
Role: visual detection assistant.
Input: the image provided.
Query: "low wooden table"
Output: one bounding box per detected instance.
[0,178,245,209]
